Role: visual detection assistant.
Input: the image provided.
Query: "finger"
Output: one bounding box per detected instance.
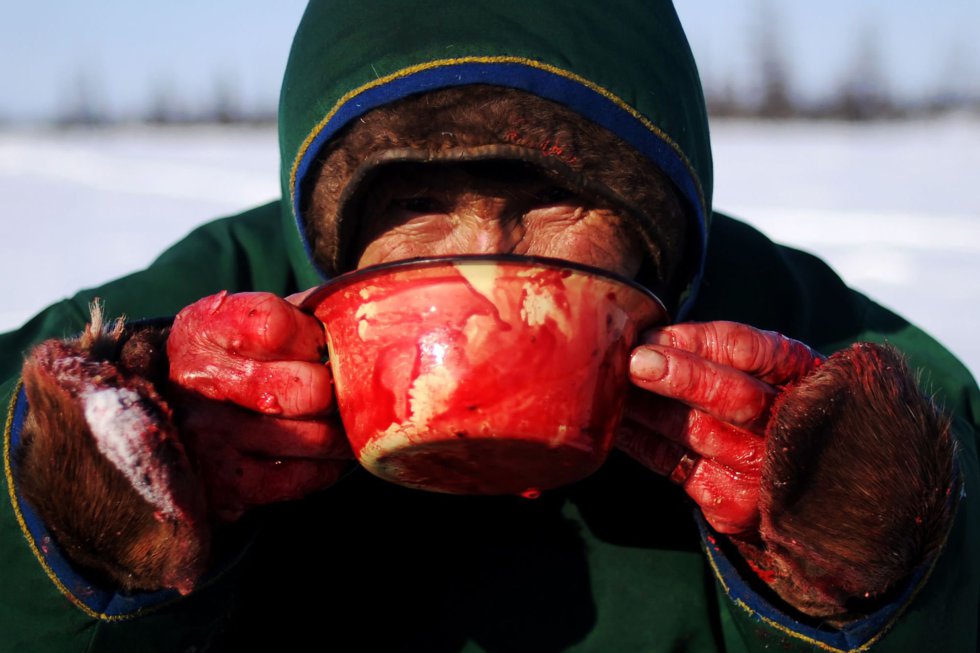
[615,418,688,476]
[230,455,348,505]
[630,345,776,430]
[625,390,765,469]
[175,291,325,362]
[172,353,335,417]
[683,458,760,536]
[236,416,352,459]
[180,401,352,459]
[617,420,759,535]
[204,450,349,522]
[642,321,822,386]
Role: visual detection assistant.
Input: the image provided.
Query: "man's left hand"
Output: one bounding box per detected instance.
[617,321,822,536]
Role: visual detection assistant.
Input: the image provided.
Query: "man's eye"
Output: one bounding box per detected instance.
[534,186,574,205]
[394,197,444,213]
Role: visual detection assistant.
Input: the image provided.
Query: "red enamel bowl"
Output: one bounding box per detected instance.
[303,255,668,495]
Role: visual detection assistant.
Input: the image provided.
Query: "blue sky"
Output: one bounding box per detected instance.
[2,1,978,122]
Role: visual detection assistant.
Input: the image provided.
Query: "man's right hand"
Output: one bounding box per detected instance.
[168,291,352,521]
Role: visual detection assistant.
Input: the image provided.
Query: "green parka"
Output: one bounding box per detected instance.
[2,1,978,651]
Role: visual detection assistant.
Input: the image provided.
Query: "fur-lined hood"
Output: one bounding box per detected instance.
[276,0,712,316]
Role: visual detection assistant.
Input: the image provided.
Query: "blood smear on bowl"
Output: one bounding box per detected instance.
[303,255,667,495]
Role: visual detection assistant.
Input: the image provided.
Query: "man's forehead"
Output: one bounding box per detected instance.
[365,160,574,191]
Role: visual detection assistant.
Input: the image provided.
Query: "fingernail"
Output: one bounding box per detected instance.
[207,290,229,315]
[631,347,667,380]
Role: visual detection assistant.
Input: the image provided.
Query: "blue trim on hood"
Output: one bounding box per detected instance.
[291,61,707,319]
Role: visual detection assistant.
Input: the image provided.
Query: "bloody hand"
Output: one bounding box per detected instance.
[618,321,822,536]
[620,322,957,619]
[168,290,352,521]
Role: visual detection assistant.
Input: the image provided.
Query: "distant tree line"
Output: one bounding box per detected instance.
[55,60,977,128]
[43,5,980,127]
[53,72,278,128]
[704,4,980,121]
[52,58,980,128]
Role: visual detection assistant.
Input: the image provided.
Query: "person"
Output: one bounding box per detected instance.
[1,1,977,651]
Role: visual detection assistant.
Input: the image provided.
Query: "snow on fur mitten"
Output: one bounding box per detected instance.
[733,342,957,622]
[14,303,208,594]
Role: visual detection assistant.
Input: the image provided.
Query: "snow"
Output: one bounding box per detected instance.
[0,125,280,330]
[0,119,977,381]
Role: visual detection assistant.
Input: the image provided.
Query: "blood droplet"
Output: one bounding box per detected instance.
[520,488,541,500]
[747,559,777,585]
[257,392,282,414]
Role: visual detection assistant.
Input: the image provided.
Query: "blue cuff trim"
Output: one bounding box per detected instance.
[7,385,181,618]
[291,60,707,319]
[698,515,927,652]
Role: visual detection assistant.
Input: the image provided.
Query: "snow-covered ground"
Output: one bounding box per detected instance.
[1,119,977,381]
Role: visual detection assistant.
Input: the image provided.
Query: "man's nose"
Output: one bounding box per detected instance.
[465,222,521,254]
[454,201,523,254]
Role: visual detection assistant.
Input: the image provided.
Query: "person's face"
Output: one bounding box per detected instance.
[352,161,645,280]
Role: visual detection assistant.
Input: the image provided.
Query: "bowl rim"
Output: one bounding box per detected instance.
[301,253,669,320]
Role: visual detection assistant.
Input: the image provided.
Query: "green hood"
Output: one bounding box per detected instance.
[277,0,713,316]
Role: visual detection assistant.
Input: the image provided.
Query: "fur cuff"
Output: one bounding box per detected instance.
[747,343,957,621]
[14,304,208,594]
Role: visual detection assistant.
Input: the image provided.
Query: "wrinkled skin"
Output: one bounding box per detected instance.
[354,163,647,279]
[168,162,820,534]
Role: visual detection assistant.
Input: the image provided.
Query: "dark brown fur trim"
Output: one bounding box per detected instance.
[304,85,694,305]
[14,313,208,594]
[753,342,956,620]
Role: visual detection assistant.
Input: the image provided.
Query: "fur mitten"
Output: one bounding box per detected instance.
[14,304,208,594]
[736,343,957,622]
